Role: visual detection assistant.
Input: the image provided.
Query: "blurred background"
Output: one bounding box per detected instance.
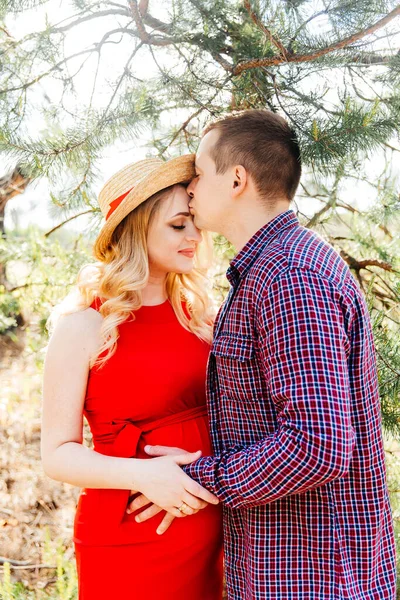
[0,0,399,597]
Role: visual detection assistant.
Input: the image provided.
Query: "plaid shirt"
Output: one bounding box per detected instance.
[184,210,396,599]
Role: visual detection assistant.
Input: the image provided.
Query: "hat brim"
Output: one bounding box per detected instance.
[94,154,196,261]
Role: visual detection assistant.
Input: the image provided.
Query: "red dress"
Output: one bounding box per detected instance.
[74,299,223,599]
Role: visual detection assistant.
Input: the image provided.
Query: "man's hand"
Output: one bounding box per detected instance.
[127,445,211,535]
[144,444,190,457]
[130,450,218,521]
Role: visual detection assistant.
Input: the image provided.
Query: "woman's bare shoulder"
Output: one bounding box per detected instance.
[47,308,102,357]
[56,306,102,330]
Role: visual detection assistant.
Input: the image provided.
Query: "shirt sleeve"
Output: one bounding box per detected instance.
[183,268,356,509]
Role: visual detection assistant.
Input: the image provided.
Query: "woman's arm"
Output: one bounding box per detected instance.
[41,309,218,515]
[41,308,136,489]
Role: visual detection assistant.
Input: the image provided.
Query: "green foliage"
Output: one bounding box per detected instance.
[301,97,396,170]
[1,226,93,341]
[374,310,400,435]
[0,0,398,421]
[0,1,398,594]
[0,0,399,183]
[383,446,400,597]
[0,0,49,17]
[0,287,20,334]
[0,533,78,599]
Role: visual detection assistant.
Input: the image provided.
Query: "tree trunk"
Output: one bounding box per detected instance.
[0,166,31,288]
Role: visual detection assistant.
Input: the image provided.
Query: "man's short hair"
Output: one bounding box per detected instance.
[203,109,302,201]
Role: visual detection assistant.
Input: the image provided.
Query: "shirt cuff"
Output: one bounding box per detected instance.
[182,455,216,490]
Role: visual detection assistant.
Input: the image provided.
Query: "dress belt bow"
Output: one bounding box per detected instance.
[92,405,208,459]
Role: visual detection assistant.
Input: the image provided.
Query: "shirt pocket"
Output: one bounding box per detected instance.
[211,334,265,401]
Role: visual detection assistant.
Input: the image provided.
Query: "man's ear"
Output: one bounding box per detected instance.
[232,165,247,198]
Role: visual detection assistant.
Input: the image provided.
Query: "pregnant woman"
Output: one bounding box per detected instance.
[41,155,223,599]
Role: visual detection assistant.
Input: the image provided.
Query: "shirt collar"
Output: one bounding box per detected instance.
[226,209,299,286]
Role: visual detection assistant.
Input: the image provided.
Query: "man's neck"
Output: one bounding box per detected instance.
[224,200,291,252]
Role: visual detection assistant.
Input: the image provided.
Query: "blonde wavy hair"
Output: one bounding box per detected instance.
[51,184,215,368]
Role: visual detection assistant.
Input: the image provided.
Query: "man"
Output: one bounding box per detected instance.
[134,109,396,599]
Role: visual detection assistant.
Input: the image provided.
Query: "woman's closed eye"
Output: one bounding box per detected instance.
[171,225,186,230]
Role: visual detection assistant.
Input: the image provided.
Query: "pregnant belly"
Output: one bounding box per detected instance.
[74,414,220,546]
[135,411,213,458]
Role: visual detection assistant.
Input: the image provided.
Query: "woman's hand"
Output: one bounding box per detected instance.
[126,494,188,535]
[127,490,209,535]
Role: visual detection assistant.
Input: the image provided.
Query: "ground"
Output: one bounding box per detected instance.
[0,332,78,597]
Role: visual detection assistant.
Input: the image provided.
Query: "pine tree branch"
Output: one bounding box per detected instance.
[243,0,289,59]
[0,28,130,94]
[98,41,144,127]
[186,0,234,54]
[367,270,400,303]
[128,0,150,42]
[171,42,230,92]
[349,29,400,49]
[0,563,57,570]
[186,0,213,20]
[159,67,231,154]
[147,44,220,117]
[161,107,204,154]
[143,13,174,35]
[127,1,178,47]
[383,142,400,153]
[0,557,39,567]
[261,68,306,133]
[51,9,130,34]
[128,0,233,69]
[377,351,400,378]
[344,52,396,65]
[51,1,127,28]
[44,210,94,237]
[335,201,393,239]
[0,4,128,50]
[360,260,397,272]
[290,1,381,43]
[0,26,13,38]
[0,166,31,211]
[281,84,341,115]
[291,8,331,40]
[305,170,343,227]
[348,67,385,103]
[139,0,149,17]
[339,250,396,274]
[301,184,394,240]
[234,5,400,74]
[306,198,335,228]
[298,182,328,199]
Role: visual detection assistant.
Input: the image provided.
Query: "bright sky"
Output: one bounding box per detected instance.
[4,2,162,233]
[4,1,399,235]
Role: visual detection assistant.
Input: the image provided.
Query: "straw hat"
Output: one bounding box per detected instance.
[94,154,196,260]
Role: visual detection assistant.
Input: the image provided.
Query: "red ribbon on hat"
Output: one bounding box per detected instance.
[106,187,134,220]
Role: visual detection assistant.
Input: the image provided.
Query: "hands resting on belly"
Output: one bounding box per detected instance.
[126,445,216,535]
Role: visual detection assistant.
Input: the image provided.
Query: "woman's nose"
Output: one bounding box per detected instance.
[187,179,195,198]
[186,225,202,242]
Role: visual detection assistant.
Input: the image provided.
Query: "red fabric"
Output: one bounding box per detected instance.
[105,187,133,220]
[74,299,223,599]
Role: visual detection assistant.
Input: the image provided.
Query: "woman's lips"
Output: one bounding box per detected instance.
[178,249,195,258]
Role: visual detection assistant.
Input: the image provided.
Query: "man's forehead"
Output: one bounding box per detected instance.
[195,129,218,165]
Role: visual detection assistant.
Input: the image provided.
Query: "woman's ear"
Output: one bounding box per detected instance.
[232,165,247,197]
